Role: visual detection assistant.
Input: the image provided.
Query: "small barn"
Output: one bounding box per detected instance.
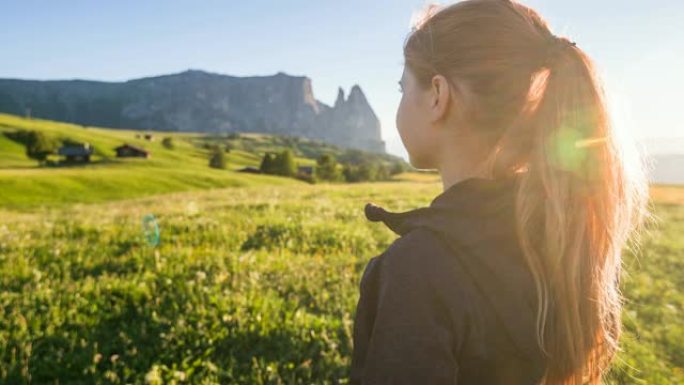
[115,144,150,158]
[58,142,93,163]
[238,166,261,174]
[297,165,314,177]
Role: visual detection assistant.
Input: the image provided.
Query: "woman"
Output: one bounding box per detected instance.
[349,1,648,384]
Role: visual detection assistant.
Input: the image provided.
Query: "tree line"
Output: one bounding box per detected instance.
[3,129,410,183]
[4,129,59,164]
[258,150,406,183]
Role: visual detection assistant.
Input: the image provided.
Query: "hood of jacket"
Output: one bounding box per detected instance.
[363,173,542,360]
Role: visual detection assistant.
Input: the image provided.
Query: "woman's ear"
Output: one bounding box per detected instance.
[428,74,452,124]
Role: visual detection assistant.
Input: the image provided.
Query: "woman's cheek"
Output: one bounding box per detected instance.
[397,113,420,165]
[396,97,409,144]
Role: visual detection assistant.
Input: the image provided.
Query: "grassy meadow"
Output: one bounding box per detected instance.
[0,113,404,209]
[0,113,302,208]
[0,113,682,384]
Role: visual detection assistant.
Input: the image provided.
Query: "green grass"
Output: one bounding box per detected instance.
[607,196,684,384]
[0,113,339,209]
[0,182,438,384]
[0,113,408,209]
[0,113,681,384]
[0,166,300,208]
[0,132,32,168]
[0,181,682,384]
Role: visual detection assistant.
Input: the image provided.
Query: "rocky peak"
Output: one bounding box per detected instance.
[347,84,367,105]
[301,77,319,114]
[0,70,386,153]
[334,87,345,108]
[319,83,383,152]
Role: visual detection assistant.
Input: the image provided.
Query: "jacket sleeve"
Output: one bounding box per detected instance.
[357,229,462,384]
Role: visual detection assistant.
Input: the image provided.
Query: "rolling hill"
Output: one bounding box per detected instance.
[0,113,406,208]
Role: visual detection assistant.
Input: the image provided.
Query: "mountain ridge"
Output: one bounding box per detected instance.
[0,69,386,153]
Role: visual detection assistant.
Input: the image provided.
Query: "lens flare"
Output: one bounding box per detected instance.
[549,124,586,174]
[575,136,607,148]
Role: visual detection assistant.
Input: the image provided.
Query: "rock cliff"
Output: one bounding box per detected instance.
[0,69,385,153]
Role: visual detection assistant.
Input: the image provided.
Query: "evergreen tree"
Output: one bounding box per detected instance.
[343,161,385,182]
[274,149,297,177]
[357,162,377,181]
[25,130,56,164]
[209,145,227,169]
[342,164,360,182]
[259,152,276,174]
[390,161,407,175]
[376,163,390,181]
[316,154,341,181]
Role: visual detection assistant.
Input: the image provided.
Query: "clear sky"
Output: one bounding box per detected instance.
[1,0,682,159]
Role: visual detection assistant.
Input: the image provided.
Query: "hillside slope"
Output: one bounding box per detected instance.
[0,113,345,208]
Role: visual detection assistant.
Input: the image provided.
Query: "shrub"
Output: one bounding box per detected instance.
[259,152,277,174]
[3,129,33,146]
[342,163,376,182]
[273,149,297,177]
[161,137,174,150]
[315,154,342,182]
[390,161,407,175]
[260,149,297,177]
[375,163,390,181]
[4,129,58,164]
[209,146,227,169]
[342,164,360,183]
[342,161,393,182]
[26,131,57,164]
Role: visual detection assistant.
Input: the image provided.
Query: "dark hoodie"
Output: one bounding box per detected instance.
[349,175,547,384]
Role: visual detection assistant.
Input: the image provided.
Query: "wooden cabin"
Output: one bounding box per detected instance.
[297,165,314,177]
[115,144,150,158]
[57,142,93,163]
[238,166,261,174]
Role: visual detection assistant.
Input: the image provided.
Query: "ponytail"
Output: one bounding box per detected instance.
[500,35,649,384]
[404,1,650,383]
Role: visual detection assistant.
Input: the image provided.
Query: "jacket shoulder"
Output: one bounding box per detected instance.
[361,227,472,308]
[380,227,460,276]
[353,227,471,383]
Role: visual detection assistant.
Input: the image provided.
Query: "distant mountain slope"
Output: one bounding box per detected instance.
[641,137,684,157]
[0,69,386,153]
[648,154,684,185]
[640,137,684,185]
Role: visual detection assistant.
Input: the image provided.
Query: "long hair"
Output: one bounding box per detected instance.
[402,1,649,383]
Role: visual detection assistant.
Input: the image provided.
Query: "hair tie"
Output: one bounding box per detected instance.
[543,36,576,67]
